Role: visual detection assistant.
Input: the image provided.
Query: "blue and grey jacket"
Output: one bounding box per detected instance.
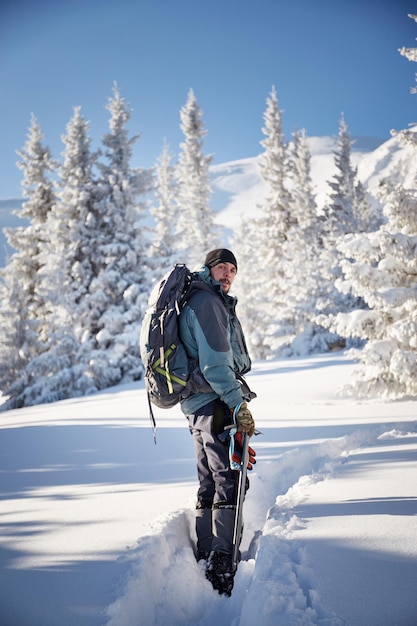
[179,265,252,416]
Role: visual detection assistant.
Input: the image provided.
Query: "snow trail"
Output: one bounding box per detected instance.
[103,424,389,626]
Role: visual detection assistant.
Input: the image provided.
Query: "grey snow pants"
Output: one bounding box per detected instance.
[187,399,240,556]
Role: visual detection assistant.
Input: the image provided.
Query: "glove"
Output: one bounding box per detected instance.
[233,402,255,437]
[231,431,256,470]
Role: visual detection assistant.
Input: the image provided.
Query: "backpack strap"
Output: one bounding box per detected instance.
[147,390,157,444]
[236,372,257,402]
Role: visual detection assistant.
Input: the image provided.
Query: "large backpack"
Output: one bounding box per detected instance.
[139,264,208,440]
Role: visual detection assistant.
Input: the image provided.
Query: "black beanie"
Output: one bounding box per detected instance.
[204,248,237,270]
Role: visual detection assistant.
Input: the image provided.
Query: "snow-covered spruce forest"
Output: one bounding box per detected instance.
[1,24,417,411]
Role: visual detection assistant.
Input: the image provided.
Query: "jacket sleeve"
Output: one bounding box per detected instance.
[180,293,244,409]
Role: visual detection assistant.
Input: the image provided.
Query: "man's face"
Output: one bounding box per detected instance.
[210,262,237,293]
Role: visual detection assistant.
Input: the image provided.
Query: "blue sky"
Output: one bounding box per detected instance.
[1,0,416,199]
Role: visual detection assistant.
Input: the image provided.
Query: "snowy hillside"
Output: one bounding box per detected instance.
[209,134,386,235]
[357,127,417,191]
[1,352,416,626]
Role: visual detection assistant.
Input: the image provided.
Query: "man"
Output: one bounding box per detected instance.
[179,248,256,596]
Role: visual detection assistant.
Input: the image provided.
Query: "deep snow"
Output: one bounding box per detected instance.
[1,352,417,626]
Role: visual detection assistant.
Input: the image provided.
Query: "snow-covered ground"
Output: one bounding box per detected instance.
[1,352,416,626]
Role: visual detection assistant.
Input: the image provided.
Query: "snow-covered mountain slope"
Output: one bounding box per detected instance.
[357,128,417,190]
[209,134,391,236]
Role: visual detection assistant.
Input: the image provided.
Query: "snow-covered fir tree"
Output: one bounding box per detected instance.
[18,106,103,406]
[1,87,152,409]
[398,14,417,67]
[86,84,150,389]
[235,100,331,358]
[396,13,417,147]
[281,128,333,354]
[175,89,218,266]
[231,216,268,358]
[317,115,374,326]
[0,272,33,408]
[324,24,417,399]
[289,129,318,231]
[328,173,417,398]
[148,141,181,275]
[249,86,294,356]
[0,116,57,408]
[257,87,293,251]
[48,106,101,305]
[323,114,375,240]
